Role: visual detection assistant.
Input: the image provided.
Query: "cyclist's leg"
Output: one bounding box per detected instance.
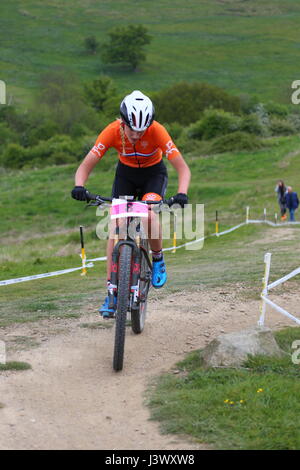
[100,165,137,317]
[141,168,168,288]
[108,163,137,274]
[146,207,162,251]
[141,163,168,244]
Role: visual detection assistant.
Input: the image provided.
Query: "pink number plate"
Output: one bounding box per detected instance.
[110,199,149,219]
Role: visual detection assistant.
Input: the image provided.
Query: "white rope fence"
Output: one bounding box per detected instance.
[0,263,95,287]
[258,252,300,326]
[1,206,299,287]
[0,222,249,286]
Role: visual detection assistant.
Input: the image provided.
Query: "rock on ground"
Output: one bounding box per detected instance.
[201,325,285,368]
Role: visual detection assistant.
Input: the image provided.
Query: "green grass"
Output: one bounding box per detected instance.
[147,327,300,450]
[0,129,300,450]
[0,361,31,371]
[1,216,299,326]
[2,2,300,449]
[0,276,98,326]
[2,1,300,104]
[1,134,299,240]
[1,135,300,325]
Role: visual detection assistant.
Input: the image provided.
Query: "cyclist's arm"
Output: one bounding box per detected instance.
[168,153,191,194]
[75,151,100,186]
[152,122,190,193]
[75,122,116,185]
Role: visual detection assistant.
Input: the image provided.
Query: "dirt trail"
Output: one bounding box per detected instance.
[0,286,298,450]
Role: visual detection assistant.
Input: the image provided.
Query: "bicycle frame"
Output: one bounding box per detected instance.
[107,199,151,313]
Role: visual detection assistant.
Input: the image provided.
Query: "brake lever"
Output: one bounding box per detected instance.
[85,201,100,208]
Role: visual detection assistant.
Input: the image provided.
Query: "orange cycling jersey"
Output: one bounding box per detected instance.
[90,119,180,168]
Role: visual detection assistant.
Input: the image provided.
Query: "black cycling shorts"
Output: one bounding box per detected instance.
[111,161,168,200]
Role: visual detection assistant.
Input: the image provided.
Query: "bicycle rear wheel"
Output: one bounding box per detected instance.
[131,239,151,334]
[113,243,132,372]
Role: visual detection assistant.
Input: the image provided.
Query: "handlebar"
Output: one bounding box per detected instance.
[86,191,175,207]
[86,192,113,203]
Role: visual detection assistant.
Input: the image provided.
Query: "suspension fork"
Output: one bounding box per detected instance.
[108,239,141,310]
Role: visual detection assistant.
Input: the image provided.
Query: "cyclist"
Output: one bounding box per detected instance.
[71,90,191,317]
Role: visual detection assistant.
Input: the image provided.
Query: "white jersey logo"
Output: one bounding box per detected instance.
[92,142,106,157]
[165,140,178,157]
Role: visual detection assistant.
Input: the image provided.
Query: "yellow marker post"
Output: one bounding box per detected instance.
[80,226,87,276]
[172,213,177,253]
[215,210,219,237]
[246,206,250,224]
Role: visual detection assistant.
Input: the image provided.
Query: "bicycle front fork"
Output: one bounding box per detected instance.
[108,240,141,311]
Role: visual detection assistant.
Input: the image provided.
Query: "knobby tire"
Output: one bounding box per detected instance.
[113,244,132,372]
[131,239,151,335]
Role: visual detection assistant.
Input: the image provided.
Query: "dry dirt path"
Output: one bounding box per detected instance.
[0,285,298,450]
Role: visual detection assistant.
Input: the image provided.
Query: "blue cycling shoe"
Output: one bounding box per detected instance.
[99,295,117,318]
[152,258,167,288]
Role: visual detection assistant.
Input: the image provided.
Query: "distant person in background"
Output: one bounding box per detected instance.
[275,180,287,221]
[286,186,299,222]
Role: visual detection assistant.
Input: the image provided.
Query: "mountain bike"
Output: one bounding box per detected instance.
[87,193,173,371]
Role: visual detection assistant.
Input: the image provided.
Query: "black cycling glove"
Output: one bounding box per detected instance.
[170,193,188,208]
[71,186,88,201]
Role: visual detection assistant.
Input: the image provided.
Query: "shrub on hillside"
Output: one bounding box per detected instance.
[253,103,270,129]
[69,122,92,138]
[0,143,30,169]
[209,131,263,154]
[239,93,260,115]
[101,25,152,71]
[0,122,18,152]
[26,119,60,146]
[163,122,184,140]
[239,113,265,135]
[84,75,117,112]
[152,81,241,125]
[264,101,289,118]
[0,105,25,133]
[287,112,300,132]
[29,135,83,167]
[186,109,240,140]
[84,35,99,55]
[0,135,85,169]
[36,69,100,135]
[269,117,296,136]
[176,135,204,154]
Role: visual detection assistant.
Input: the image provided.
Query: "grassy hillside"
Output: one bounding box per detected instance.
[2,0,300,105]
[0,136,300,294]
[1,134,300,240]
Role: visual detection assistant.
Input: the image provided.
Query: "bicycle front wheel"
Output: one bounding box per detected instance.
[113,243,132,372]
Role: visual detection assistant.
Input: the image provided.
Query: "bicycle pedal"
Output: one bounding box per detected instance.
[102,312,115,319]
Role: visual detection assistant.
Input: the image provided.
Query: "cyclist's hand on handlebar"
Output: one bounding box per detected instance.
[170,193,188,208]
[71,186,89,201]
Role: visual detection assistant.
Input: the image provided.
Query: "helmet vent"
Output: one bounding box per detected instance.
[120,90,155,131]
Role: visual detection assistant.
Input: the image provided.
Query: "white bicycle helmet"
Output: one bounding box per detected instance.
[120,90,155,131]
